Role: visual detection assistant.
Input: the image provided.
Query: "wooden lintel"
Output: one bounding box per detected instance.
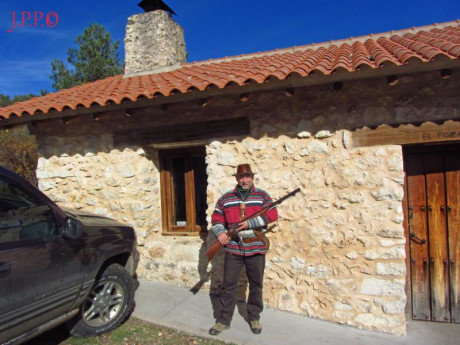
[350,120,460,148]
[114,117,250,147]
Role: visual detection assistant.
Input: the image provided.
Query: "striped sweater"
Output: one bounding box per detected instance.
[211,185,278,256]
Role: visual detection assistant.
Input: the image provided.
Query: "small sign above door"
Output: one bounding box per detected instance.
[350,120,460,147]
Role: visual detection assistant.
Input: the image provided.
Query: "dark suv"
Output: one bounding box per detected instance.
[0,166,139,344]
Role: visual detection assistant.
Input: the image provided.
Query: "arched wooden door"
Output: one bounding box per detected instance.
[404,144,459,323]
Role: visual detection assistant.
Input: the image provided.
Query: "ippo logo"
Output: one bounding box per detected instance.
[7,11,59,33]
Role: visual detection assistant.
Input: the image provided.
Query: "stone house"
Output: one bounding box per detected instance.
[1,10,459,336]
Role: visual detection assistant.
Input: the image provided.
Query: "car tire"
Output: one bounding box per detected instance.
[69,263,135,337]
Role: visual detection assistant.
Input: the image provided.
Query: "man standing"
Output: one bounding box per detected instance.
[209,164,278,335]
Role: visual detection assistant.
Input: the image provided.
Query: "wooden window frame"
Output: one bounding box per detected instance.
[160,147,207,235]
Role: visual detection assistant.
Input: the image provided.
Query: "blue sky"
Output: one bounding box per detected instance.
[0,0,458,97]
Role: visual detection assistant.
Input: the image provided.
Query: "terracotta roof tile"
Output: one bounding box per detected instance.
[1,20,459,121]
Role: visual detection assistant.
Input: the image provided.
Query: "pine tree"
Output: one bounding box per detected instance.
[50,23,123,91]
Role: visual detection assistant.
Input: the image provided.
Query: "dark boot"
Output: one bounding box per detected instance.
[209,322,230,335]
[249,320,262,334]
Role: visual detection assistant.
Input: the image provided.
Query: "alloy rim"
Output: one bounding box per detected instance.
[82,281,124,327]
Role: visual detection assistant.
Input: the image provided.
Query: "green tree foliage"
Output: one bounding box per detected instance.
[0,91,47,107]
[0,126,38,186]
[51,23,123,91]
[0,94,33,107]
[10,94,37,103]
[0,94,11,107]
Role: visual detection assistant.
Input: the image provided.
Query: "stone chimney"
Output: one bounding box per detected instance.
[124,10,187,76]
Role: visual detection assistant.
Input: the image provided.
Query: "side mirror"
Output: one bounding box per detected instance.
[62,217,82,239]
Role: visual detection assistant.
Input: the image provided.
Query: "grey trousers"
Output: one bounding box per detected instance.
[217,252,265,326]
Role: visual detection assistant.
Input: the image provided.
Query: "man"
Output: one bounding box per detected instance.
[209,164,278,335]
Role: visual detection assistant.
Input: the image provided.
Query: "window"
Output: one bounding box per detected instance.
[0,176,57,243]
[160,147,208,234]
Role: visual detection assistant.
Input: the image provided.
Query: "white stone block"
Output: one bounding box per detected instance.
[38,180,56,191]
[94,208,108,216]
[37,157,48,170]
[36,170,50,179]
[387,154,403,172]
[216,150,238,166]
[307,140,328,154]
[376,262,406,276]
[334,302,353,311]
[290,256,306,270]
[360,278,404,297]
[371,187,403,201]
[315,130,333,138]
[346,251,359,259]
[85,197,99,206]
[284,142,296,154]
[375,298,406,314]
[116,163,136,178]
[378,238,406,247]
[278,293,296,311]
[362,247,405,260]
[298,131,312,138]
[342,131,350,149]
[306,265,330,279]
[378,227,404,239]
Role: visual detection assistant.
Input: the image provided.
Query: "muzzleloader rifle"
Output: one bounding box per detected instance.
[205,187,301,261]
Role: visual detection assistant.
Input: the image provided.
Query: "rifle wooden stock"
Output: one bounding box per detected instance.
[205,187,301,261]
[204,229,234,262]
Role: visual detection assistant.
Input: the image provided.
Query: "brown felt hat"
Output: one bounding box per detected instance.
[233,164,255,177]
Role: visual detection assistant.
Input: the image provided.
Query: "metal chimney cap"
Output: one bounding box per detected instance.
[138,0,177,15]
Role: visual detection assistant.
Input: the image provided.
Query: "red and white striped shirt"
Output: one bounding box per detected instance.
[211,185,278,256]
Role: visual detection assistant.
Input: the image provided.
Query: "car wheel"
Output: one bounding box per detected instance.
[69,263,135,337]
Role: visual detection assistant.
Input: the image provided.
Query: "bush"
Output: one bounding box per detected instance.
[0,126,38,186]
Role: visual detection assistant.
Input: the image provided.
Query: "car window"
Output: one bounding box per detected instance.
[0,176,57,243]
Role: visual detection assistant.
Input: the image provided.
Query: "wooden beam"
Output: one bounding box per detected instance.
[114,117,250,147]
[387,75,398,86]
[285,88,295,97]
[350,120,460,147]
[441,69,451,79]
[333,82,343,91]
[199,98,211,107]
[240,93,250,102]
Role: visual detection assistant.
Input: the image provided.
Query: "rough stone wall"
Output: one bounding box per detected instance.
[33,70,459,335]
[37,144,161,243]
[124,11,187,75]
[205,137,406,335]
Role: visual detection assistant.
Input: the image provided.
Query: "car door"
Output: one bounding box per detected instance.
[0,173,83,343]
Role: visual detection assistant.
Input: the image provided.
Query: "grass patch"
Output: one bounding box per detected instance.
[26,317,235,345]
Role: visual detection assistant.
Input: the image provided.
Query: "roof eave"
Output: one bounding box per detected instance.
[1,57,459,129]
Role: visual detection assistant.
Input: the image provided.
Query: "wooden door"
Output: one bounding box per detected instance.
[404,144,460,323]
[445,151,460,323]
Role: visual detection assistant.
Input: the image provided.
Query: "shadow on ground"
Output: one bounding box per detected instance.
[23,324,71,345]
